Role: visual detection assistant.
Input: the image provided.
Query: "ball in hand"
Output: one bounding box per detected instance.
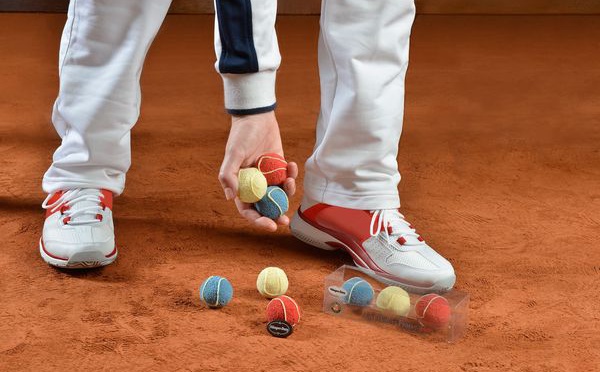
[238,168,267,203]
[254,186,289,220]
[256,153,288,185]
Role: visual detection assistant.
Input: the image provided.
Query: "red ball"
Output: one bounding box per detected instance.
[415,294,451,330]
[256,153,288,186]
[266,295,301,327]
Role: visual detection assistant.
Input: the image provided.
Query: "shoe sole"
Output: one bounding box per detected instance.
[39,239,117,269]
[290,212,454,294]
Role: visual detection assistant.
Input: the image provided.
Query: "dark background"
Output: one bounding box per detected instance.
[1,0,600,14]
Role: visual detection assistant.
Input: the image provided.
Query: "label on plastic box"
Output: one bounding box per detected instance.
[328,286,348,298]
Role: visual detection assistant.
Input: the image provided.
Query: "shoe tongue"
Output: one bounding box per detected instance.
[68,189,101,223]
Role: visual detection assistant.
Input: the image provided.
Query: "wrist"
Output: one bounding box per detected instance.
[231,110,277,123]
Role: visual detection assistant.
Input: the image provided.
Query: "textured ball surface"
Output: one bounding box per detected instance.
[256,153,288,185]
[376,286,411,316]
[238,168,267,203]
[415,294,451,329]
[257,267,289,298]
[199,276,233,308]
[266,295,301,326]
[342,277,374,306]
[254,186,289,220]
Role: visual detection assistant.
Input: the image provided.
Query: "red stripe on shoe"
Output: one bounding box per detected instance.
[105,246,117,258]
[325,241,346,250]
[301,204,373,242]
[300,203,331,221]
[297,208,390,275]
[40,239,68,261]
[45,191,65,218]
[45,189,113,219]
[100,189,113,210]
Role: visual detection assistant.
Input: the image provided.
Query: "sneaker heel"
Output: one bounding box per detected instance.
[290,212,345,251]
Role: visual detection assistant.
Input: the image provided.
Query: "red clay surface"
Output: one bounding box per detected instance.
[1,14,599,372]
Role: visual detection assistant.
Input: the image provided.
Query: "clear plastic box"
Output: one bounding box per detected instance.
[322,265,469,343]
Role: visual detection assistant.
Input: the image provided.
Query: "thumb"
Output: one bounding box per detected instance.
[218,151,244,201]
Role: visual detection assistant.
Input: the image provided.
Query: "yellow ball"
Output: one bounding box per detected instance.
[376,286,411,316]
[238,168,267,203]
[256,267,289,298]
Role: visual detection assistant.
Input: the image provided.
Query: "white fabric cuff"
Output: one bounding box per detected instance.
[222,71,277,114]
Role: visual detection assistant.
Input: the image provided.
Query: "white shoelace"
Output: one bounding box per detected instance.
[369,209,423,246]
[42,188,104,225]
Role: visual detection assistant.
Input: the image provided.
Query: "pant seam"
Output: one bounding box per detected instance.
[59,0,78,76]
[316,0,338,203]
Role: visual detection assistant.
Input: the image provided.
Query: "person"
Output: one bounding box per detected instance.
[40,0,455,292]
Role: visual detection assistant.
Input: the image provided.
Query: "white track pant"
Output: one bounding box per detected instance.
[42,0,171,194]
[43,0,416,210]
[305,0,415,209]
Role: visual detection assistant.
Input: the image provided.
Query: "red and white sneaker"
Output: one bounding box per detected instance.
[40,188,117,269]
[290,204,456,293]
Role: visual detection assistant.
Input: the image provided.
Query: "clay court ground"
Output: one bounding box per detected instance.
[0,13,599,371]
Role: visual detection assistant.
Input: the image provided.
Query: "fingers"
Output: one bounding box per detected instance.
[218,150,244,201]
[283,161,298,196]
[283,178,296,197]
[255,217,279,231]
[287,161,299,179]
[277,215,290,225]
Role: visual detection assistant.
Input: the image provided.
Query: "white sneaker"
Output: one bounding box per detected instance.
[40,188,117,269]
[290,204,456,293]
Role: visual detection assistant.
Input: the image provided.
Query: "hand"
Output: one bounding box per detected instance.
[218,111,298,232]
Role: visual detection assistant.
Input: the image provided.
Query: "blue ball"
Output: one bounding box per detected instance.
[254,186,289,220]
[342,277,374,306]
[199,276,233,308]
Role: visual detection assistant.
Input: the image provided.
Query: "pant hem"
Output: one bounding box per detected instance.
[303,186,400,210]
[42,178,124,196]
